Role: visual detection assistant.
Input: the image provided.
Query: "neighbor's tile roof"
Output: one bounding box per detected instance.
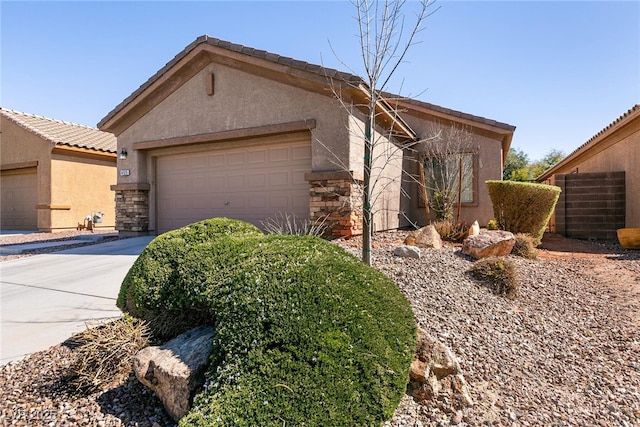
[100,35,516,133]
[537,104,640,181]
[1,108,116,153]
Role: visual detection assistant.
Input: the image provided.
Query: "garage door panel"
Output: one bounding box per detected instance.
[1,171,38,230]
[156,139,311,233]
[292,146,312,160]
[208,154,225,168]
[269,147,289,162]
[228,175,246,189]
[227,153,245,166]
[189,157,208,169]
[269,195,290,210]
[292,170,307,185]
[268,172,289,187]
[248,150,266,164]
[248,195,268,209]
[247,173,267,188]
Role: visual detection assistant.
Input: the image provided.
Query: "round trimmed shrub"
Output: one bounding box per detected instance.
[469,256,519,300]
[486,180,561,245]
[118,218,416,426]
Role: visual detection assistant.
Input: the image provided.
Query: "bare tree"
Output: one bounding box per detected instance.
[417,122,478,223]
[323,0,435,265]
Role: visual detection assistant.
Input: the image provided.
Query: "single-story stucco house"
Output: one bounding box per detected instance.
[0,108,117,232]
[537,104,639,240]
[99,35,515,237]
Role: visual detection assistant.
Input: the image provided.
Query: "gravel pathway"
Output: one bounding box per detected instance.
[1,231,639,426]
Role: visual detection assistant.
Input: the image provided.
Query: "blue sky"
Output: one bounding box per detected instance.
[2,1,638,161]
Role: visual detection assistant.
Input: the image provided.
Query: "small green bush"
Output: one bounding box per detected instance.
[118,218,416,426]
[469,256,519,299]
[486,219,500,230]
[486,180,561,245]
[512,233,539,259]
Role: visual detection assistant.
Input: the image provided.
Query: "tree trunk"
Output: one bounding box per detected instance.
[362,111,373,266]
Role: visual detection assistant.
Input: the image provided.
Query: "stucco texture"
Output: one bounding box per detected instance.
[101,37,514,236]
[1,115,117,231]
[542,109,640,228]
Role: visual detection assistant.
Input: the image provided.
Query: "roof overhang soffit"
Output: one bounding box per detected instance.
[99,48,213,135]
[52,145,117,162]
[395,99,514,163]
[351,84,417,143]
[98,43,356,136]
[537,106,640,181]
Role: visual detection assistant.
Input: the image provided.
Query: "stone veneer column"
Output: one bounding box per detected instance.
[305,171,364,238]
[110,183,151,235]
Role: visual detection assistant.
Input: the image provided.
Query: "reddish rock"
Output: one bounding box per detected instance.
[462,230,515,259]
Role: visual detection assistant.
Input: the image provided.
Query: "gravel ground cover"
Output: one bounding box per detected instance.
[1,230,638,426]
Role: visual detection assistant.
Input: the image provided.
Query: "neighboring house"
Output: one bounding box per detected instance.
[99,35,515,237]
[537,104,639,240]
[0,108,117,232]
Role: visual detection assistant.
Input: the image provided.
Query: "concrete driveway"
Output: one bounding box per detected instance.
[1,236,154,365]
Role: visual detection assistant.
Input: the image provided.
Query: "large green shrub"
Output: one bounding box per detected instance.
[118,218,416,426]
[486,180,561,245]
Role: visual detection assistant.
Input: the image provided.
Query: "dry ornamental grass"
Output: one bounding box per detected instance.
[65,317,150,393]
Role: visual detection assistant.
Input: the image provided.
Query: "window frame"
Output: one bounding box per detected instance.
[417,151,479,208]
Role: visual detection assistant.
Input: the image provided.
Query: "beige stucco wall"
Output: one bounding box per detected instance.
[347,113,404,231]
[544,117,640,228]
[399,114,505,227]
[1,117,53,230]
[116,64,355,187]
[50,154,117,230]
[1,116,116,231]
[109,56,510,233]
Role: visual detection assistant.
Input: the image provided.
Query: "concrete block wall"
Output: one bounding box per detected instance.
[555,171,625,240]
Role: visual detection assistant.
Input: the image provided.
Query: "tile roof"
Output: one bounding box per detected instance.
[99,35,362,129]
[537,104,640,181]
[390,95,516,132]
[99,35,515,134]
[1,108,116,153]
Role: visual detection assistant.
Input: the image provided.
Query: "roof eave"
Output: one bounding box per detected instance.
[537,104,640,182]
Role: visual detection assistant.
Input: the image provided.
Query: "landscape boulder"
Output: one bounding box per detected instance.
[133,326,215,421]
[393,245,421,259]
[408,328,473,413]
[404,225,442,249]
[468,220,480,237]
[462,230,515,259]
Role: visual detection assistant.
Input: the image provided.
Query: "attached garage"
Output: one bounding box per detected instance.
[1,108,117,232]
[153,135,311,233]
[100,36,515,238]
[0,167,38,230]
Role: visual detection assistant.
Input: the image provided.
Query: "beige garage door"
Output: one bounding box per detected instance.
[155,137,311,233]
[1,169,38,230]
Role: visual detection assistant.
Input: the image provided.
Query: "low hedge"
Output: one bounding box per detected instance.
[118,218,416,426]
[486,180,561,245]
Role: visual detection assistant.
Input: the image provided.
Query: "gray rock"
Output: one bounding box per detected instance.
[404,225,443,249]
[462,230,515,259]
[133,326,215,421]
[393,245,422,259]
